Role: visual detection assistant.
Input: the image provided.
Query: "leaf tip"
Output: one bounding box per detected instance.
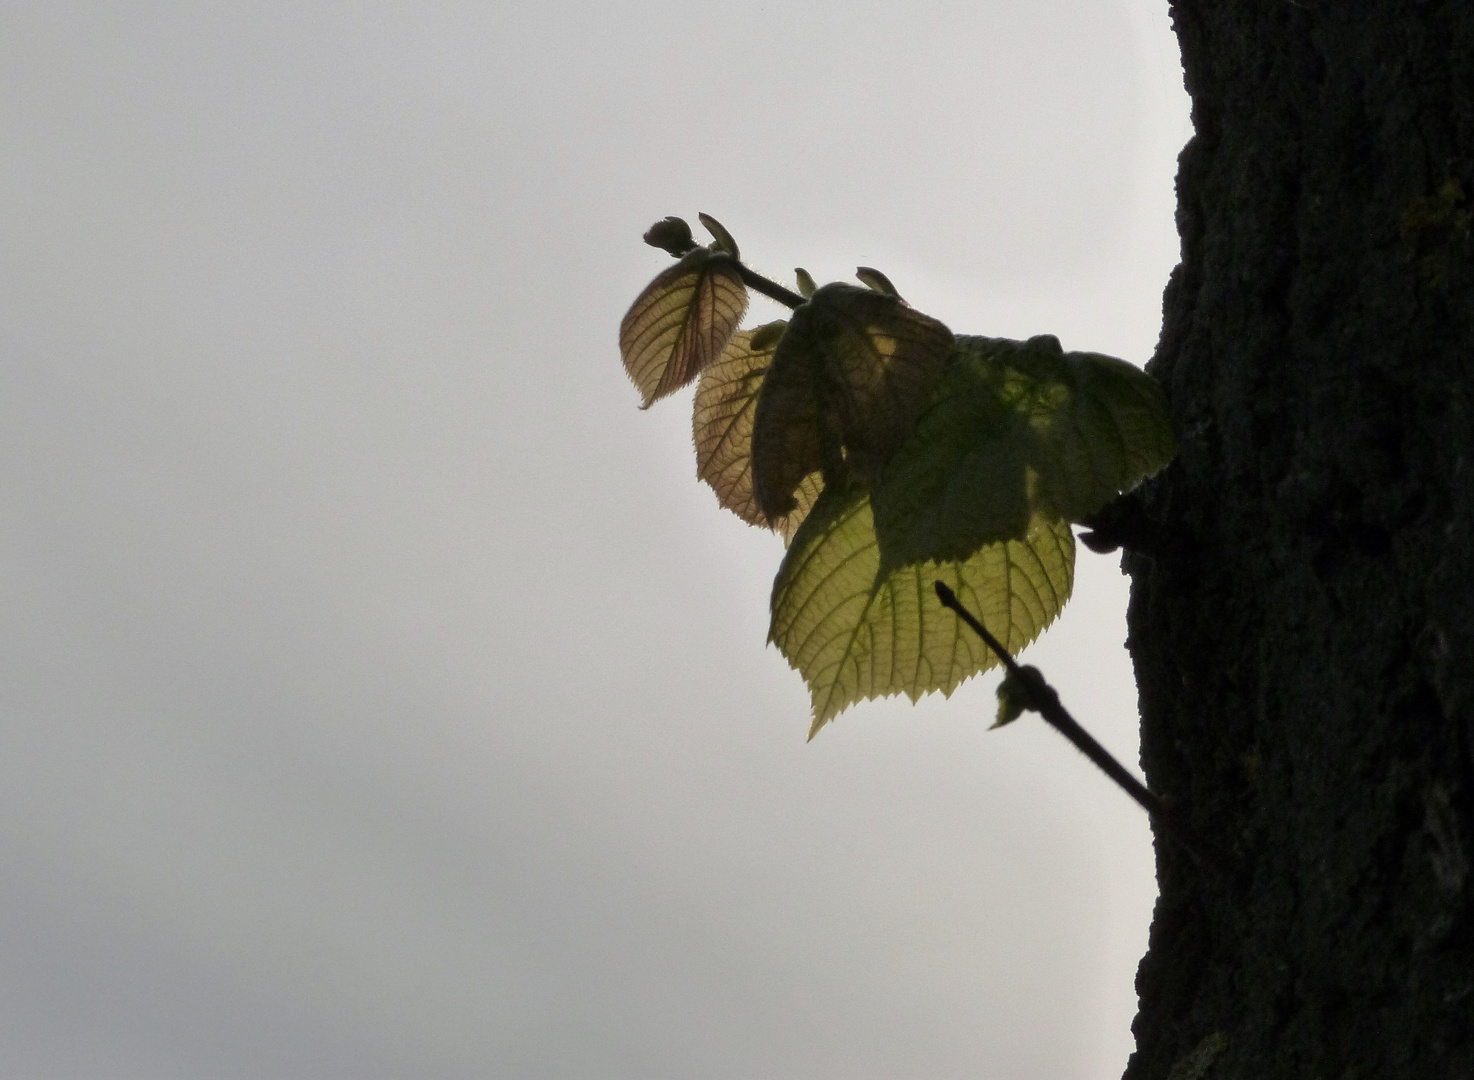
[854,266,901,298]
[993,665,1044,728]
[698,212,740,260]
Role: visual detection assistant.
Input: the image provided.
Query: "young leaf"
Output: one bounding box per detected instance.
[794,268,818,299]
[749,283,953,520]
[748,320,787,352]
[871,334,1175,572]
[769,482,1075,737]
[1028,341,1177,520]
[801,283,955,479]
[698,212,740,260]
[750,317,833,523]
[854,266,900,298]
[693,326,822,542]
[619,248,748,408]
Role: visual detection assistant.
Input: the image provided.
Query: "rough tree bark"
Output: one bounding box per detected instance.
[1124,4,1474,1078]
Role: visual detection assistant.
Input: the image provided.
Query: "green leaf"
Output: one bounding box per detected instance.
[748,320,787,352]
[769,482,1075,737]
[871,334,1175,572]
[749,315,832,524]
[693,326,822,542]
[800,283,955,480]
[750,283,953,521]
[619,248,748,409]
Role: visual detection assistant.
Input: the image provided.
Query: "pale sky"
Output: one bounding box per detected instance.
[0,2,1190,1077]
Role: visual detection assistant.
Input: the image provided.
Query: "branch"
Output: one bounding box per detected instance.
[933,581,1225,874]
[711,254,807,310]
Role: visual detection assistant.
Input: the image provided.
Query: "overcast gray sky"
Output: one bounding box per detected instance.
[0,2,1190,1077]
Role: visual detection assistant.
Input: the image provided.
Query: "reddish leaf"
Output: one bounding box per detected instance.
[619,249,747,408]
[693,326,821,542]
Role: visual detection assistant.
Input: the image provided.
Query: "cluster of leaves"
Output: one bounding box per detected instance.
[620,214,1175,738]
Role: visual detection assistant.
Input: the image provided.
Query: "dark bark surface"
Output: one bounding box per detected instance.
[1125,4,1474,1078]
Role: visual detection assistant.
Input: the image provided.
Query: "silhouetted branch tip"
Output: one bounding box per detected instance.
[934,579,1228,876]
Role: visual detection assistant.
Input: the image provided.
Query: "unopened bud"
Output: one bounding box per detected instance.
[993,665,1047,728]
[643,216,697,258]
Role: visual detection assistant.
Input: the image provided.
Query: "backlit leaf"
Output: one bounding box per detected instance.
[749,283,953,521]
[871,334,1175,572]
[748,320,787,351]
[750,316,833,523]
[693,326,822,542]
[800,283,954,478]
[619,248,748,408]
[769,482,1075,737]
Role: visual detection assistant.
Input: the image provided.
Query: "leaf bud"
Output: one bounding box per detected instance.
[698,212,740,260]
[643,216,697,258]
[854,266,901,299]
[794,268,818,298]
[993,665,1047,728]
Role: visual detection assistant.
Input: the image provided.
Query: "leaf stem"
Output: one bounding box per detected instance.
[711,254,807,310]
[933,581,1225,873]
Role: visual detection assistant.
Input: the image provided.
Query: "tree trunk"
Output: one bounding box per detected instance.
[1125,4,1474,1077]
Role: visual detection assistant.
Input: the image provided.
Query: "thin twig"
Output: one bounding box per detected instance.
[933,581,1225,873]
[712,254,807,310]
